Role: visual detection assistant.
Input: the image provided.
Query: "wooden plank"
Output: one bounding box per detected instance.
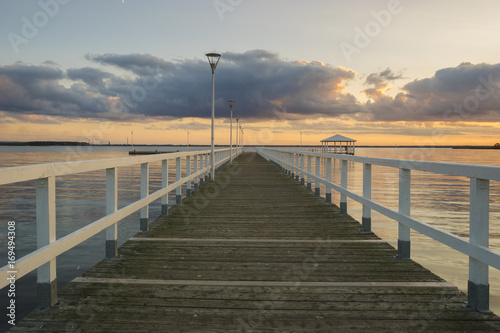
[12,152,500,332]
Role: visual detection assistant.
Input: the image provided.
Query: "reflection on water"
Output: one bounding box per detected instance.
[0,146,499,328]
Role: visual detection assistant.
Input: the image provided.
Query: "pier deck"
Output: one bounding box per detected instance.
[12,153,500,332]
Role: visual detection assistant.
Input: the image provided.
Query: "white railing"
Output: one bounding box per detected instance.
[257,147,500,313]
[0,147,241,308]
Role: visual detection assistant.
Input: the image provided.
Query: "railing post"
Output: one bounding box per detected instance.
[186,155,192,197]
[204,153,209,181]
[315,156,320,196]
[199,154,204,185]
[291,153,295,179]
[194,154,199,190]
[340,160,348,213]
[140,163,149,232]
[307,155,312,191]
[295,154,299,181]
[176,157,181,204]
[286,152,289,174]
[300,154,305,185]
[36,176,57,309]
[106,168,118,257]
[398,168,411,259]
[468,178,490,312]
[161,160,168,215]
[362,163,372,232]
[325,158,332,203]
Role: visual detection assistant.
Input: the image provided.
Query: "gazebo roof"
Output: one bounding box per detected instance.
[320,134,356,142]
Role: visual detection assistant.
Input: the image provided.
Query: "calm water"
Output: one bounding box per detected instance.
[0,145,499,330]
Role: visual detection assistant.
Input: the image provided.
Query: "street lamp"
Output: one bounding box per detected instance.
[241,128,244,148]
[206,52,221,180]
[228,100,235,163]
[186,130,190,150]
[235,116,239,152]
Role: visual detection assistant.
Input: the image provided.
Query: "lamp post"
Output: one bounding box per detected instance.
[228,100,235,163]
[206,53,221,180]
[186,130,190,150]
[235,116,239,152]
[300,131,303,148]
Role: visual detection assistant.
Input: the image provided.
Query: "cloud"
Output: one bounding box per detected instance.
[368,62,500,122]
[0,63,111,119]
[1,54,500,125]
[0,50,362,122]
[67,67,114,87]
[362,68,403,100]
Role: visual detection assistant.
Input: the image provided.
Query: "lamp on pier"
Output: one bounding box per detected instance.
[206,52,221,180]
[228,100,236,163]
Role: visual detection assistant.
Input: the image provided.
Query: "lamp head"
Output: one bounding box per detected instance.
[228,99,236,108]
[206,53,221,73]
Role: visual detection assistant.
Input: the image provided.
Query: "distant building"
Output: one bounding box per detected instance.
[320,134,356,155]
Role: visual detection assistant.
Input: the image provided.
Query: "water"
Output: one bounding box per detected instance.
[0,145,499,330]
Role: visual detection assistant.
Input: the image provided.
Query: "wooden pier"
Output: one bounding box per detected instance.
[11,153,500,332]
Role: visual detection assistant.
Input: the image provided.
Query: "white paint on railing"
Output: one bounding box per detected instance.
[315,156,320,196]
[257,147,500,313]
[161,160,168,215]
[105,168,118,258]
[326,158,332,203]
[36,176,57,308]
[340,160,348,214]
[186,156,192,197]
[398,168,411,259]
[362,163,372,232]
[140,163,149,232]
[468,177,491,312]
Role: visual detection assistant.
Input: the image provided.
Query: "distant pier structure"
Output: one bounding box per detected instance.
[321,134,356,155]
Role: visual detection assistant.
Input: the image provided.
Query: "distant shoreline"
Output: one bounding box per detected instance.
[0,141,499,149]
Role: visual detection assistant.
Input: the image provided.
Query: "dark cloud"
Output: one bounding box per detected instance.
[0,50,362,121]
[85,53,178,77]
[0,63,110,118]
[368,62,500,121]
[67,67,114,87]
[1,54,500,124]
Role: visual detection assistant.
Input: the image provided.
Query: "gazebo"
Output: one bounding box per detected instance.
[320,134,356,155]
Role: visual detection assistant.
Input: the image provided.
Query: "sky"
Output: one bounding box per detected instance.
[1,0,500,146]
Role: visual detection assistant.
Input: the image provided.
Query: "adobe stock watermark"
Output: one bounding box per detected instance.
[6,221,17,326]
[213,0,243,21]
[339,0,407,63]
[7,0,72,54]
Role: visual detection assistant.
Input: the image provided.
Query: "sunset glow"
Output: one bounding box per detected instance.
[1,1,499,146]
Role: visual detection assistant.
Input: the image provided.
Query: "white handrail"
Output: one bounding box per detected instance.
[0,147,241,308]
[257,147,500,313]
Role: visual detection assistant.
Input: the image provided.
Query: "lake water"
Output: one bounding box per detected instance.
[0,145,499,330]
